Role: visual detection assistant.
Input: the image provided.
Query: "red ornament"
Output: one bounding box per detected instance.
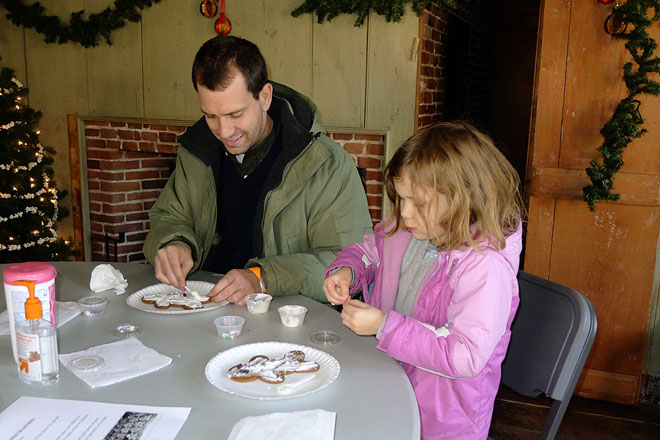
[199,0,217,18]
[597,0,616,4]
[215,0,231,35]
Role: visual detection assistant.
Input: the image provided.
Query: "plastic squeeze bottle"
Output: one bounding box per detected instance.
[14,280,60,385]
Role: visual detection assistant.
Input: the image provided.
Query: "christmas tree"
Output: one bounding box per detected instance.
[0,67,75,262]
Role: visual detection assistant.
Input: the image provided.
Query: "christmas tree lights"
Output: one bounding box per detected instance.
[0,67,74,262]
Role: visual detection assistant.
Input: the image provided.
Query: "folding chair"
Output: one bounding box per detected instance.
[496,271,598,440]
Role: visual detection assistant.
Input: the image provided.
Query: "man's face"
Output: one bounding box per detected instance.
[198,71,273,155]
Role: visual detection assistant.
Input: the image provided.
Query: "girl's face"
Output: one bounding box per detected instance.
[394,173,450,242]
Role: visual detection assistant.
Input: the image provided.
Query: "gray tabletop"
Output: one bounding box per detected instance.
[0,262,420,439]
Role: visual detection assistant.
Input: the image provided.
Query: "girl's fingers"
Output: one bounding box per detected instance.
[339,281,350,298]
[346,298,367,308]
[323,280,339,301]
[324,277,350,304]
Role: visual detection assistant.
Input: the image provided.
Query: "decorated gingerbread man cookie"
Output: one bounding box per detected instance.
[227,350,320,384]
[141,290,210,310]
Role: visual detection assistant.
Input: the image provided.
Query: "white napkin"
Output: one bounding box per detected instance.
[0,301,82,335]
[59,337,172,388]
[227,409,336,440]
[89,264,128,295]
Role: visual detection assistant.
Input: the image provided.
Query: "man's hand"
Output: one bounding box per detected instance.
[207,269,262,306]
[341,298,385,336]
[154,242,194,291]
[322,267,352,305]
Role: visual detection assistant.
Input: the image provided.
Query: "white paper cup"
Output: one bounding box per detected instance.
[245,293,273,314]
[214,316,245,339]
[278,305,308,327]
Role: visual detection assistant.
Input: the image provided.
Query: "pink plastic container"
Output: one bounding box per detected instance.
[3,262,57,363]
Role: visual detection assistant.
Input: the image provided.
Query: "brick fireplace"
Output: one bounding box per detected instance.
[415,2,493,129]
[68,117,386,263]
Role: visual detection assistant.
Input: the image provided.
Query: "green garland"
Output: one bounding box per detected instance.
[0,0,161,48]
[584,0,660,210]
[292,0,456,27]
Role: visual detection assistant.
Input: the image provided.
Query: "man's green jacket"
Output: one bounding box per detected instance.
[143,82,373,302]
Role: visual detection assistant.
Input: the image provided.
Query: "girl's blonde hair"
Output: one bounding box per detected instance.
[383,121,524,251]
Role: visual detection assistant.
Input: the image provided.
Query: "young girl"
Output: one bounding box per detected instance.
[323,122,524,440]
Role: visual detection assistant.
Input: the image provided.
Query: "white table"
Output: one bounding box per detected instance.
[0,262,420,439]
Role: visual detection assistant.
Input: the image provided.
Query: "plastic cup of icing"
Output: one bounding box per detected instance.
[77,295,109,317]
[245,293,273,314]
[278,305,308,327]
[214,316,245,339]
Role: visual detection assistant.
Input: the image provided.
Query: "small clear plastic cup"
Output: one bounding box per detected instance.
[214,316,245,339]
[310,329,342,346]
[68,355,105,372]
[245,293,273,314]
[113,323,142,338]
[77,296,109,317]
[278,305,308,327]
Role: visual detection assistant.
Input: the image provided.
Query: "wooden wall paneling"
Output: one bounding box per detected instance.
[230,0,312,98]
[23,2,89,241]
[550,199,660,403]
[525,0,660,404]
[522,196,555,277]
[66,115,85,260]
[576,368,640,404]
[365,11,418,219]
[87,19,144,117]
[559,2,660,174]
[141,0,215,120]
[611,20,660,174]
[522,0,565,278]
[529,167,589,200]
[529,167,660,207]
[0,14,27,86]
[312,15,367,128]
[627,90,660,173]
[365,11,418,163]
[528,0,571,169]
[561,2,633,171]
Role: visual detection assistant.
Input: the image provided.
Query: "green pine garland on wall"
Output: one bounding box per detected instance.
[292,0,457,26]
[584,0,660,210]
[0,0,161,48]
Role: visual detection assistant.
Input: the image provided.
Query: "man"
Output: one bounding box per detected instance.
[143,35,372,305]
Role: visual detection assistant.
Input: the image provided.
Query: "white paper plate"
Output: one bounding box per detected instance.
[126,281,228,314]
[205,342,340,400]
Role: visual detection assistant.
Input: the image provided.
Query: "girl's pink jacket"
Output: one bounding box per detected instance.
[326,222,522,440]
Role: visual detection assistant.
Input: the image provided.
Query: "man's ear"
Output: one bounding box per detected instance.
[259,82,273,112]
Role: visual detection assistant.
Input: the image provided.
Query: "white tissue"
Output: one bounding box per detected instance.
[59,337,172,388]
[227,409,336,440]
[89,264,128,295]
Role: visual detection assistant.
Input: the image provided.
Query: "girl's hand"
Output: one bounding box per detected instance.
[323,267,353,305]
[341,298,385,336]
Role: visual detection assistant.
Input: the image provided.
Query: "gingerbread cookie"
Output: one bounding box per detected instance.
[141,290,210,310]
[227,350,320,384]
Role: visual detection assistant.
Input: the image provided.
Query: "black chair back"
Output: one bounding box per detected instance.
[500,271,598,440]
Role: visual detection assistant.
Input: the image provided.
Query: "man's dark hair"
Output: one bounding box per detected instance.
[192,35,268,99]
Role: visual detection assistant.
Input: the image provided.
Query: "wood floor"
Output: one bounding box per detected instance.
[488,386,660,439]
